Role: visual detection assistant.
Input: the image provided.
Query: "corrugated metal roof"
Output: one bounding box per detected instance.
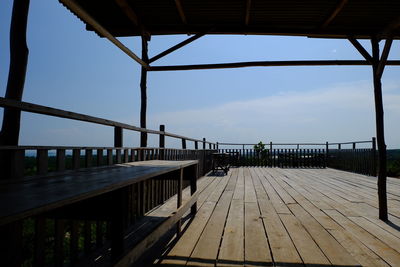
[61,0,400,39]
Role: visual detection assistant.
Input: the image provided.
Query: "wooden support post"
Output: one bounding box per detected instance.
[371,38,389,221]
[159,125,165,160]
[202,138,206,149]
[190,165,198,215]
[372,137,377,176]
[194,141,198,150]
[177,168,183,235]
[338,144,341,150]
[181,138,186,149]
[0,0,30,183]
[114,126,123,147]
[111,187,129,260]
[140,37,149,148]
[216,142,219,150]
[37,149,48,175]
[56,149,66,171]
[325,142,329,168]
[353,142,356,149]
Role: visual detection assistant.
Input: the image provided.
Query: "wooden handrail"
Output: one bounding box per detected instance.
[0,97,215,145]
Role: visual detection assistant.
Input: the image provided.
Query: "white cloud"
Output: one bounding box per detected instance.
[150,80,400,148]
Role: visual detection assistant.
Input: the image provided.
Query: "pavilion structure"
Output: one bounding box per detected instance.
[1,0,400,222]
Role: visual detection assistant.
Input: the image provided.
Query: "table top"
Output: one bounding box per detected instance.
[0,160,198,225]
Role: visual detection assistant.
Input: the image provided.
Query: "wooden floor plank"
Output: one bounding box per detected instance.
[258,198,303,266]
[187,191,234,266]
[153,168,400,267]
[288,203,360,266]
[324,209,400,266]
[279,213,330,265]
[244,202,272,266]
[217,199,244,266]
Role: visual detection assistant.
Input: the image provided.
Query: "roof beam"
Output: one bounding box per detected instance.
[115,0,150,40]
[60,0,148,68]
[175,0,187,24]
[348,37,373,63]
[320,0,348,28]
[379,16,400,38]
[149,31,208,63]
[245,0,251,26]
[149,60,400,71]
[376,38,393,79]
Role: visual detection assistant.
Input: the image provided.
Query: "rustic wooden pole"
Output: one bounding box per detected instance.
[0,1,29,265]
[140,36,149,148]
[371,38,389,221]
[159,125,165,160]
[325,142,329,168]
[372,137,377,176]
[0,0,30,180]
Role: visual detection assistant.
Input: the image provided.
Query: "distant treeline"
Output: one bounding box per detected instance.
[387,149,400,178]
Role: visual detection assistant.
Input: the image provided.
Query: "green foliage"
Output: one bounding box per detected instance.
[253,141,266,153]
[387,149,400,177]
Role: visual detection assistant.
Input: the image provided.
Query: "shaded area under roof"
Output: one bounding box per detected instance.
[61,0,400,39]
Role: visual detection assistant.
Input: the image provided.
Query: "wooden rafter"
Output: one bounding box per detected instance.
[348,37,373,63]
[379,16,400,38]
[320,0,348,29]
[114,0,150,40]
[149,31,209,63]
[376,38,393,79]
[245,0,251,26]
[149,60,400,71]
[60,0,148,68]
[175,0,187,24]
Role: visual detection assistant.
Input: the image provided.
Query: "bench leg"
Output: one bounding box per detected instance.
[111,187,128,260]
[190,165,198,215]
[177,168,183,236]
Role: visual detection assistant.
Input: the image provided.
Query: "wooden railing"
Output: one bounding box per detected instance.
[218,139,377,175]
[0,146,215,179]
[218,148,326,168]
[326,139,377,176]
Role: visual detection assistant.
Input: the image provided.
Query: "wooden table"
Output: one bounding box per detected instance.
[0,160,199,263]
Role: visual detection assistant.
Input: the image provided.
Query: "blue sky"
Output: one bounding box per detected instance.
[0,1,399,149]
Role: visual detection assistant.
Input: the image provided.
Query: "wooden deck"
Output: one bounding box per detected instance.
[154,167,400,267]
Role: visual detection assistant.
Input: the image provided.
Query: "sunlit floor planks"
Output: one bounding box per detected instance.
[154,167,400,266]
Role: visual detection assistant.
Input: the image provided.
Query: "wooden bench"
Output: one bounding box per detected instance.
[0,160,199,266]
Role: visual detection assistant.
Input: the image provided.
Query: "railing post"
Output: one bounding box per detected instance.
[338,143,341,150]
[114,126,123,147]
[372,137,377,176]
[203,138,206,149]
[209,143,211,149]
[181,138,186,149]
[159,125,165,160]
[216,142,219,151]
[194,141,198,150]
[325,142,329,168]
[353,142,356,149]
